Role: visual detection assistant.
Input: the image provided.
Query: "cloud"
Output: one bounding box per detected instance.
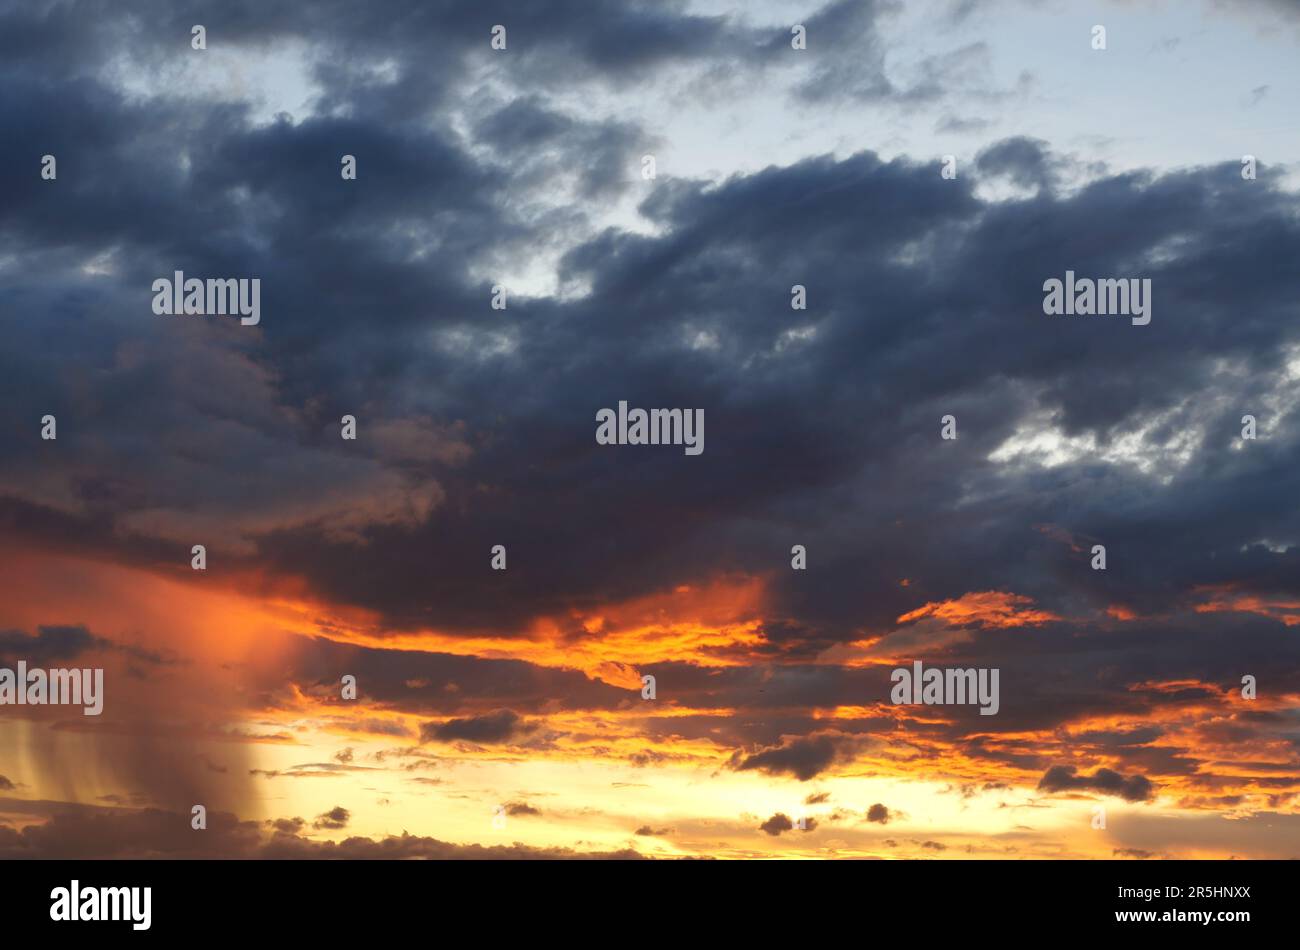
[312,806,351,830]
[866,804,892,824]
[975,136,1059,190]
[0,624,171,668]
[759,813,794,836]
[1037,766,1157,803]
[759,812,817,836]
[420,710,536,744]
[895,590,1060,628]
[735,735,845,781]
[0,805,645,859]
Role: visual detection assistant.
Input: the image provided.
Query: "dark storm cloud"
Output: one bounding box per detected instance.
[262,145,1300,642]
[1037,765,1156,803]
[6,0,1298,659]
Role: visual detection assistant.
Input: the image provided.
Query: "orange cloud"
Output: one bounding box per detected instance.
[281,574,772,682]
[1192,587,1300,626]
[896,591,1061,629]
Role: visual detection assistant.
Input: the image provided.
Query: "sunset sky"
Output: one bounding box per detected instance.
[2,0,1299,860]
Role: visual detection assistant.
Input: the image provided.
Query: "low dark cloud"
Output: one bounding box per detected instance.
[1038,766,1156,803]
[735,735,845,781]
[759,812,816,836]
[0,625,172,670]
[0,625,104,665]
[1113,847,1158,859]
[313,806,351,830]
[0,804,644,859]
[420,710,536,744]
[759,813,793,836]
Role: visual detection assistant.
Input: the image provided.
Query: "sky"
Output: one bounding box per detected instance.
[0,0,1298,860]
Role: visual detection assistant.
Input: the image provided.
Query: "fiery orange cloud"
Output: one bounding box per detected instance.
[896,591,1061,629]
[255,573,772,685]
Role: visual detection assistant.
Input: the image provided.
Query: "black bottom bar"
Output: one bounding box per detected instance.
[0,858,1284,937]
